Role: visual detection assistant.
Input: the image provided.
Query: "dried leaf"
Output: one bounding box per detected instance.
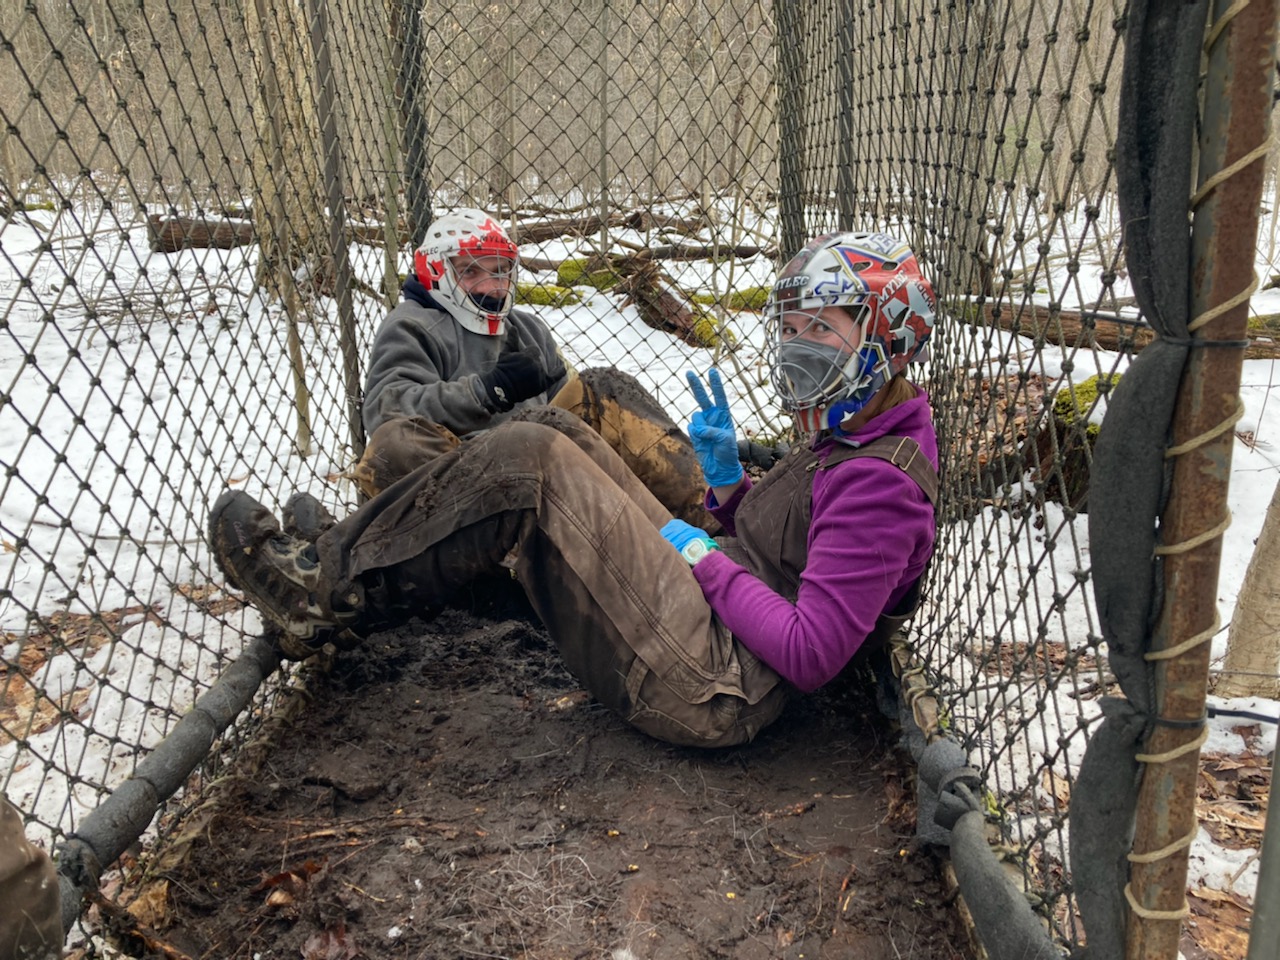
[1198,769,1225,800]
[1041,769,1071,807]
[761,801,816,820]
[546,691,591,712]
[1185,888,1250,959]
[254,858,324,908]
[302,924,359,960]
[265,888,294,907]
[126,879,171,929]
[1191,886,1248,906]
[1200,804,1266,833]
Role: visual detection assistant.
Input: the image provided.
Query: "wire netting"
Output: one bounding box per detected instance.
[0,0,1271,954]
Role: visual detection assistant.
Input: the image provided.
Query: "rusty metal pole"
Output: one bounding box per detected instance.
[1124,2,1277,959]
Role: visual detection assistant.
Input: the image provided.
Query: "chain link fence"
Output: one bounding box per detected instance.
[1,0,1274,956]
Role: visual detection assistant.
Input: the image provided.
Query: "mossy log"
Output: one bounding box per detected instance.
[1024,418,1094,513]
[614,259,710,348]
[1019,374,1118,514]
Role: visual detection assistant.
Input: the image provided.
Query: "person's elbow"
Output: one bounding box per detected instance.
[783,646,846,694]
[783,624,875,693]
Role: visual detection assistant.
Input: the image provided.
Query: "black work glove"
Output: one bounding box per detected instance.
[480,347,555,412]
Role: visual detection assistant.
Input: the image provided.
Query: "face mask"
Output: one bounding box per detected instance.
[775,339,854,408]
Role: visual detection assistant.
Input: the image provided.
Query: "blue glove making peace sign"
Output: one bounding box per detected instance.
[685,368,744,487]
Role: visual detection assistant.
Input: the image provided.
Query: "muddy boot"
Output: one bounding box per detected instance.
[208,491,365,661]
[282,492,338,542]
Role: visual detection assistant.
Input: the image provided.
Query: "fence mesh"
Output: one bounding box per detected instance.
[0,0,1272,955]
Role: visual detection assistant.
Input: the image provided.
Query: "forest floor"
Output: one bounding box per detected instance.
[104,583,973,959]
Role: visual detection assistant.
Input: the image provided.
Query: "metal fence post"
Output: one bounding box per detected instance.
[1248,747,1280,958]
[1125,2,1278,957]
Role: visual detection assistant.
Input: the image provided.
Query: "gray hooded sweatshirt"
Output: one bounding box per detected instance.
[362,277,569,436]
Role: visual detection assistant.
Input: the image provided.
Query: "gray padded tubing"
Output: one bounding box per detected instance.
[951,810,1064,960]
[55,635,281,938]
[1090,0,1208,710]
[1069,698,1147,960]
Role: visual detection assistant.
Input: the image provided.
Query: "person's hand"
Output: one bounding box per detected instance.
[685,368,744,487]
[481,347,555,411]
[660,518,721,566]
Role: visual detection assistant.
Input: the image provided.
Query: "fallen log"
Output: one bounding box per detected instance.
[512,214,624,244]
[147,215,254,253]
[968,301,1280,360]
[510,211,706,244]
[616,240,776,261]
[349,223,410,246]
[611,259,696,345]
[518,257,564,272]
[521,243,772,275]
[146,208,717,257]
[614,259,711,348]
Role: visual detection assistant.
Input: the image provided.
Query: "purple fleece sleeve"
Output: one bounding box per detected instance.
[692,459,935,692]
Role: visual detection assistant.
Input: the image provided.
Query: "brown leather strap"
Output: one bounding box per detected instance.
[821,435,939,506]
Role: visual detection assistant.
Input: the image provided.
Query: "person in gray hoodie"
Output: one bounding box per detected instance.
[285,209,712,541]
[350,208,572,498]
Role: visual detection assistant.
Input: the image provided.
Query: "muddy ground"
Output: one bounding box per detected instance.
[128,583,971,959]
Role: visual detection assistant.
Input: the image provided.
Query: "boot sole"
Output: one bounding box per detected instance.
[208,491,329,644]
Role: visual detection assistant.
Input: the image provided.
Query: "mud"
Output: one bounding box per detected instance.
[143,585,970,959]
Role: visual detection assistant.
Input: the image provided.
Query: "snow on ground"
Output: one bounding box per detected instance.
[0,196,1275,920]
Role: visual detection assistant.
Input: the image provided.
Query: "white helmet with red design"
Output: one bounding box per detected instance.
[765,232,936,432]
[413,209,519,335]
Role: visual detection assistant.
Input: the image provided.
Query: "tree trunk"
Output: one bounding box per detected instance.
[1216,479,1280,698]
[245,0,327,296]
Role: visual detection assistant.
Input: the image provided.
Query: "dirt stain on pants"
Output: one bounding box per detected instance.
[317,408,784,748]
[350,367,715,531]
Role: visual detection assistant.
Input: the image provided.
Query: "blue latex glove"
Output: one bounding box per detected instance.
[660,518,721,566]
[685,368,744,487]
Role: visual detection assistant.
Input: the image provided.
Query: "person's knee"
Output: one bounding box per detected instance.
[353,417,462,497]
[508,404,588,434]
[0,798,62,959]
[488,418,579,465]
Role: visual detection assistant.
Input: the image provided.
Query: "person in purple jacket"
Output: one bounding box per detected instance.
[207,231,938,746]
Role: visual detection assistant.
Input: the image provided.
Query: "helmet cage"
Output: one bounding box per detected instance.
[765,302,875,409]
[413,209,519,336]
[764,232,935,431]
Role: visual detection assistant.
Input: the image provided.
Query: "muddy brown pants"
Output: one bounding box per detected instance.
[317,407,786,747]
[0,796,61,959]
[351,368,715,530]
